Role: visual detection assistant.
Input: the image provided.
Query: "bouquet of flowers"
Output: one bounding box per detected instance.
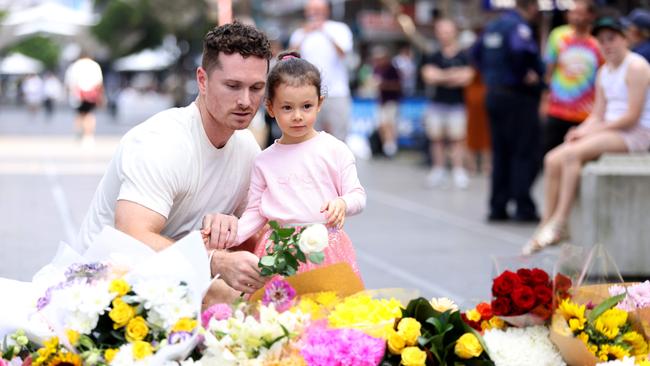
[552,296,650,365]
[461,301,506,333]
[258,221,329,277]
[1,228,210,366]
[197,299,310,365]
[380,297,494,366]
[491,268,572,326]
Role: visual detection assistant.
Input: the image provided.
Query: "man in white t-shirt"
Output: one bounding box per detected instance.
[77,23,272,297]
[290,0,353,141]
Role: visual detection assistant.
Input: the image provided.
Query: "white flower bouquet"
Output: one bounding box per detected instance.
[1,227,211,365]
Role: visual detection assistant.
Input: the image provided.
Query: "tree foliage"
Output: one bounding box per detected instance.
[6,35,60,70]
[92,0,212,60]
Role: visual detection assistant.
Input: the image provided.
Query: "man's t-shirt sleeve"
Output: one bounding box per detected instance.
[117,137,188,219]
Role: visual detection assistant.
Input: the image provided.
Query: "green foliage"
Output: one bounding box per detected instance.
[6,36,60,70]
[92,0,211,60]
[92,0,165,58]
[258,221,326,278]
[587,294,626,323]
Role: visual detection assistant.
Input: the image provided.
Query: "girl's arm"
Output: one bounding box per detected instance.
[338,148,366,216]
[234,164,268,246]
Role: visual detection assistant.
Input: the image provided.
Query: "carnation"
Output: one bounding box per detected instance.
[483,326,566,366]
[300,324,385,366]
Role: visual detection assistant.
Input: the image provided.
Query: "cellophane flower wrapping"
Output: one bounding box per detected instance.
[1,226,211,364]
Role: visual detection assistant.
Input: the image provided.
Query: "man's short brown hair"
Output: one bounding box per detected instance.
[201,22,272,74]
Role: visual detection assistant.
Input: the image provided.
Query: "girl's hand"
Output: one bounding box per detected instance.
[321,198,347,229]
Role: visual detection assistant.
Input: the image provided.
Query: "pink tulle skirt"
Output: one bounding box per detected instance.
[253,226,363,282]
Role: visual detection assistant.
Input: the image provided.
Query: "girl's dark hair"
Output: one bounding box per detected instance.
[266,50,323,101]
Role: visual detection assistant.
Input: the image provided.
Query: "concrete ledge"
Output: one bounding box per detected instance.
[570,153,650,276]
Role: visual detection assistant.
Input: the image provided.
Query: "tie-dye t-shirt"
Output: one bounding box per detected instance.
[545,25,603,122]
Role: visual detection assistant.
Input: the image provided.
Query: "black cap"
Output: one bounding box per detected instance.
[622,9,650,31]
[592,16,625,36]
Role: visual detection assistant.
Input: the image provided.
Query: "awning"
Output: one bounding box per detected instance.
[0,53,44,75]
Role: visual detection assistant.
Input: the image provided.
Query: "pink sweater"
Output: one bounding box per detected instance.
[236,132,366,243]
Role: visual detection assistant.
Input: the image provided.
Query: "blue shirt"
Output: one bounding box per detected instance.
[472,10,544,93]
[632,40,650,64]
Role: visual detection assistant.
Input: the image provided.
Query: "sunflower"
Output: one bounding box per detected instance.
[49,351,82,366]
[622,331,649,356]
[558,299,586,332]
[597,344,630,361]
[594,308,628,340]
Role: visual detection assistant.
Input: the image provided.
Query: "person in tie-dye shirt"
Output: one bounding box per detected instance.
[542,0,603,154]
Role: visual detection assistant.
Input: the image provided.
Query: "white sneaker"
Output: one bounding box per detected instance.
[382,142,397,157]
[426,167,448,188]
[452,168,469,189]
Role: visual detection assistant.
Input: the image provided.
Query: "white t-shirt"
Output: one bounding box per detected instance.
[76,102,260,251]
[290,20,353,98]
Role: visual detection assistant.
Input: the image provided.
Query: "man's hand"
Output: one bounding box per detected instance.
[201,213,238,250]
[321,198,347,229]
[211,250,266,294]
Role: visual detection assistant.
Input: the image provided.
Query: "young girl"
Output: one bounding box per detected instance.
[221,51,366,279]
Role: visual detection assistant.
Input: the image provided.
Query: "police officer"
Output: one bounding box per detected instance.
[473,0,544,222]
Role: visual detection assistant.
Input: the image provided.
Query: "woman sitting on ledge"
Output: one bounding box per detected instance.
[524,16,650,254]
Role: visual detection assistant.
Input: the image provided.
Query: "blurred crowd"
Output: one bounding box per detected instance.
[2,0,650,235]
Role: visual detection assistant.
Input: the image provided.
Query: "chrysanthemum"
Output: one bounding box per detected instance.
[430,297,459,313]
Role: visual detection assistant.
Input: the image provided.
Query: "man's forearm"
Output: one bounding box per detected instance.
[117,227,175,252]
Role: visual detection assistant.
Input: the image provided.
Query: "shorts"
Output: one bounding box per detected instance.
[620,124,650,152]
[424,103,467,141]
[76,101,97,114]
[378,101,399,127]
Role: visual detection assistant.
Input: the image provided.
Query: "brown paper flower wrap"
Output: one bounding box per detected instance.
[249,262,364,302]
[549,284,649,366]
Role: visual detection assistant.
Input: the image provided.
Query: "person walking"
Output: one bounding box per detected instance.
[289,0,353,142]
[542,0,603,155]
[373,46,402,158]
[65,53,104,147]
[473,0,544,222]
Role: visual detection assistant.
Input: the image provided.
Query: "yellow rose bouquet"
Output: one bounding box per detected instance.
[380,297,494,366]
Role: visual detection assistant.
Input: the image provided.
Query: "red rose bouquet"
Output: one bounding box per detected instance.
[491,268,571,326]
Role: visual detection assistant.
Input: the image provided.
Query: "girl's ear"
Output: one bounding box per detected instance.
[317,96,324,112]
[265,99,275,118]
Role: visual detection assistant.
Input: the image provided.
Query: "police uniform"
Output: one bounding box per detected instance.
[473,9,543,221]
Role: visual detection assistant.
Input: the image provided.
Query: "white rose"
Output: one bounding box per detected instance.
[298,224,329,254]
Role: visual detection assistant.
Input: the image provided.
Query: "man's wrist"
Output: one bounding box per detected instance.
[209,249,223,279]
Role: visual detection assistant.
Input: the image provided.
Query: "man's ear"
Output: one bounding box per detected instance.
[197,67,207,95]
[265,99,275,118]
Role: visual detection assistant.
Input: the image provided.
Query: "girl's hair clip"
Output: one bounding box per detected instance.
[281,54,299,61]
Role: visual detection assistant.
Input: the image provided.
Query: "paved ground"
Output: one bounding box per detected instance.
[0,103,559,308]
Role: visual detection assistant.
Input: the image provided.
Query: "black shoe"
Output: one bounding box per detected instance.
[487,211,510,222]
[513,213,540,223]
